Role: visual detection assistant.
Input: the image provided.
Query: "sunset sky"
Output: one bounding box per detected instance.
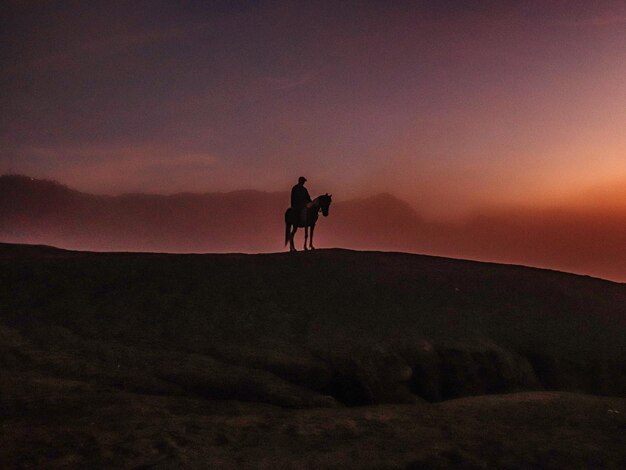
[2,1,625,219]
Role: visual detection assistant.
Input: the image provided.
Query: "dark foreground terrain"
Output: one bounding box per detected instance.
[1,243,625,468]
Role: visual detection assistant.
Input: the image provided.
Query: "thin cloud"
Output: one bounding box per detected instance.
[263,72,317,91]
[3,143,219,188]
[588,14,626,26]
[4,22,209,75]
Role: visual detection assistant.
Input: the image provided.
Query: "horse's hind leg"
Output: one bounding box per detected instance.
[303,226,309,251]
[290,226,298,252]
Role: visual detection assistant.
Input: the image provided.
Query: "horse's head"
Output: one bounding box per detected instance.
[319,193,332,217]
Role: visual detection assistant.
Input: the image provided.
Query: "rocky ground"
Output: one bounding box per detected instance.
[2,375,624,469]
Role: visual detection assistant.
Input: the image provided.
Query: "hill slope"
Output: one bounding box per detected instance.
[1,243,624,406]
[1,243,625,468]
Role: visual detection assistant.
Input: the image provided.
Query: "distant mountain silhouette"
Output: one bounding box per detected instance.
[1,174,625,281]
[0,175,288,252]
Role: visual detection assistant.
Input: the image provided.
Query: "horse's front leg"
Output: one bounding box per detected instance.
[290,226,298,251]
[309,224,315,250]
[303,226,309,251]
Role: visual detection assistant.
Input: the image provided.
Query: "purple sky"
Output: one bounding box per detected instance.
[2,1,625,219]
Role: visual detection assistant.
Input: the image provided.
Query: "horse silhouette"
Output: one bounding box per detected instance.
[285,194,332,251]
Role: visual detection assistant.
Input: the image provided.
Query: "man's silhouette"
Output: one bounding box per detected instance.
[291,176,312,226]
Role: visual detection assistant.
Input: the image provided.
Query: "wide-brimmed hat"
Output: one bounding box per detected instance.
[298,176,307,183]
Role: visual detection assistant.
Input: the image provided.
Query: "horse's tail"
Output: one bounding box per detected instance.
[284,209,291,246]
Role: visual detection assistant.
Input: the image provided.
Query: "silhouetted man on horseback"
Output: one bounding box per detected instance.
[285,177,332,251]
[291,176,312,226]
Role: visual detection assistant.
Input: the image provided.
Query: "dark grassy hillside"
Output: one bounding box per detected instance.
[2,243,626,468]
[1,243,624,407]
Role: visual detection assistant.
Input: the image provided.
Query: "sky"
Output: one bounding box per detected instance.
[1,0,625,219]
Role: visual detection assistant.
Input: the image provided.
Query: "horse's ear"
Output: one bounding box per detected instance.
[325,193,328,196]
[329,194,332,198]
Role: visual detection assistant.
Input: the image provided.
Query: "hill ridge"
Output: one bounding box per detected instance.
[1,241,621,286]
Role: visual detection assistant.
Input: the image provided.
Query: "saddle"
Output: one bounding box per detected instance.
[297,207,308,226]
[294,203,314,226]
